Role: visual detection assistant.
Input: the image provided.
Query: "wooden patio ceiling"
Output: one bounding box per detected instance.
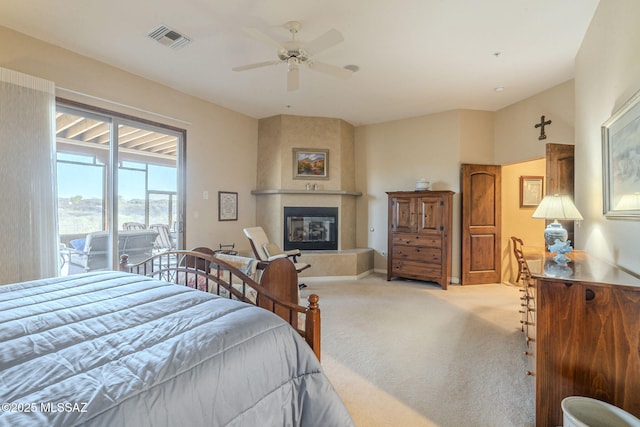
[55,111,177,159]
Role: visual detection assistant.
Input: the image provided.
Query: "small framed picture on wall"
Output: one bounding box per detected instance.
[520,176,544,208]
[218,191,238,221]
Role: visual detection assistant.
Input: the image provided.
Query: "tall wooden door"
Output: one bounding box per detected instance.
[546,144,576,244]
[461,164,502,285]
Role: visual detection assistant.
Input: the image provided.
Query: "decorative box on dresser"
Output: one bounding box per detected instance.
[386,190,454,290]
[523,249,640,427]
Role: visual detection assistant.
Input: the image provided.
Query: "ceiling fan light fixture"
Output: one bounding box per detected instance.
[287,57,299,70]
[287,66,300,91]
[233,20,347,91]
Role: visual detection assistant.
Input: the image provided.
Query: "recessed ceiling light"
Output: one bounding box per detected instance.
[494,86,505,92]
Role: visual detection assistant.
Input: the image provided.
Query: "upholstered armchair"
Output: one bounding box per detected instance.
[243,226,310,287]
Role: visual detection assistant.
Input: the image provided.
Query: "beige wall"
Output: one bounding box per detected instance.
[460,110,495,164]
[494,80,575,166]
[356,87,574,283]
[501,159,546,284]
[355,110,495,281]
[0,26,259,254]
[258,115,353,191]
[575,0,640,274]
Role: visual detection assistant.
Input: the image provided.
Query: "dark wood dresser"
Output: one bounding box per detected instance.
[386,190,453,289]
[524,249,640,427]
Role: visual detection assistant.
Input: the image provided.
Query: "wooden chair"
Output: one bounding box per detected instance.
[510,236,531,284]
[511,236,535,336]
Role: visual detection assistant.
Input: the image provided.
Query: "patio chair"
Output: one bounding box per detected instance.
[68,229,158,274]
[123,222,146,230]
[150,223,175,252]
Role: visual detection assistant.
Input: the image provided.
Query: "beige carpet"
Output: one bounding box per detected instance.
[301,274,535,427]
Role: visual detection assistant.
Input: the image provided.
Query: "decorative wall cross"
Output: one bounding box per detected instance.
[534,115,552,140]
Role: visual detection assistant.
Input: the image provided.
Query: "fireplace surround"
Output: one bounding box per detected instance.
[252,115,373,277]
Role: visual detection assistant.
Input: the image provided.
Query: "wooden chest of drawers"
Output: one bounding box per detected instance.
[524,250,640,426]
[386,191,453,289]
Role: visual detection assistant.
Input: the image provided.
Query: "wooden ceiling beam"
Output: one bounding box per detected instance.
[127,135,175,150]
[56,114,84,135]
[65,119,104,139]
[134,137,177,152]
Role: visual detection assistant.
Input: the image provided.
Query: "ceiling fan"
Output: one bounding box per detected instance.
[232,21,352,91]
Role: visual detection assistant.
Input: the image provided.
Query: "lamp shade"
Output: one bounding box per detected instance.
[615,193,640,210]
[532,194,583,221]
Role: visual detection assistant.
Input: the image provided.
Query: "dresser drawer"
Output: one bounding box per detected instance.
[392,233,441,248]
[393,245,441,263]
[392,260,442,279]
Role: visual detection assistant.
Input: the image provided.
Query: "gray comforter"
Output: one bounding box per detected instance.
[0,272,353,426]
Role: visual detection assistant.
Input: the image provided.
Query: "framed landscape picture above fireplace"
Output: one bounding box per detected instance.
[293,148,329,179]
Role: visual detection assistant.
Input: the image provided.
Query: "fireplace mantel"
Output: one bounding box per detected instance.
[251,189,362,196]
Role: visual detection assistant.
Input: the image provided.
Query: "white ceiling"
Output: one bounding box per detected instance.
[0,0,599,126]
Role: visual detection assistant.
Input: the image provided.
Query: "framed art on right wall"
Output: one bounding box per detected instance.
[602,88,640,219]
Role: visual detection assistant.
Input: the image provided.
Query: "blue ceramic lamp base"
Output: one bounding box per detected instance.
[543,221,568,247]
[545,221,573,264]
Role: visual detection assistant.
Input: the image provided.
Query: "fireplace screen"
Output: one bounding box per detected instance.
[284,207,338,251]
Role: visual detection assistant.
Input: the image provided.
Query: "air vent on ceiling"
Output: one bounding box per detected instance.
[147,24,191,49]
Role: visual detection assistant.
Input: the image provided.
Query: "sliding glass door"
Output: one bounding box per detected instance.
[56,102,185,275]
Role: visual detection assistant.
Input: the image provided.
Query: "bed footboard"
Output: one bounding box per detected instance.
[120,250,321,360]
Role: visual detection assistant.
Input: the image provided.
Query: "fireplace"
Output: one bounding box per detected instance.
[284,207,338,251]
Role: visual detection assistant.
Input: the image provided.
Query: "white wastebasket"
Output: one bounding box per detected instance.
[562,396,640,427]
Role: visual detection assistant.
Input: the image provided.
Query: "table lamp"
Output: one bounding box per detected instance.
[532,194,583,262]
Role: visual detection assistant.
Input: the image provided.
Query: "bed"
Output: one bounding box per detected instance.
[0,251,353,426]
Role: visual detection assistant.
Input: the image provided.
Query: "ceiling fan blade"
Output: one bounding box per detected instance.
[287,67,300,91]
[308,61,352,79]
[305,29,344,56]
[232,60,281,72]
[243,27,284,51]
